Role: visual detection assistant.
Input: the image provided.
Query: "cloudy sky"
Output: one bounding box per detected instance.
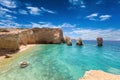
[0,0,120,40]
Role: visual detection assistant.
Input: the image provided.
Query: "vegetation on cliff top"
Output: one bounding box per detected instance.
[0,28,9,32]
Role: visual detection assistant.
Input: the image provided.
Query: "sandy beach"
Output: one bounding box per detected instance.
[0,44,36,60]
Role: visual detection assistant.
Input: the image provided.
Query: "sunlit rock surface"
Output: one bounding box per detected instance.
[76,38,83,46]
[64,36,72,46]
[97,37,103,46]
[79,70,120,80]
[0,28,64,54]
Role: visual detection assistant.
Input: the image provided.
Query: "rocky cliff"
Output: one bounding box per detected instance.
[31,28,64,44]
[0,28,64,54]
[0,33,19,51]
[18,29,36,45]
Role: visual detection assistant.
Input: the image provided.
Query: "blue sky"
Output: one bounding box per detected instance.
[0,0,120,40]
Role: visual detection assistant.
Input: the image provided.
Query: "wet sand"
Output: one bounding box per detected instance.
[0,44,36,68]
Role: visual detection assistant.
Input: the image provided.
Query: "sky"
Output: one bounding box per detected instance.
[0,0,120,40]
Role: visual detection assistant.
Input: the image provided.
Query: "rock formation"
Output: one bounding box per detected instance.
[20,61,29,68]
[64,36,72,46]
[0,33,19,51]
[31,28,64,44]
[76,38,83,46]
[5,54,12,58]
[97,37,103,46]
[0,28,64,55]
[79,70,120,80]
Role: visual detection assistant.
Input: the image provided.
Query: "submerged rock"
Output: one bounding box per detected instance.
[76,38,83,46]
[97,37,103,46]
[4,54,12,58]
[20,61,29,68]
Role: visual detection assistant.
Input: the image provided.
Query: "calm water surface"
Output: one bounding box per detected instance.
[0,41,120,80]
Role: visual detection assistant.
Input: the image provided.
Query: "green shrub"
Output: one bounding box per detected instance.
[0,28,9,32]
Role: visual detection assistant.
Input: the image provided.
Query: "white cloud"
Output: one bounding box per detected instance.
[80,1,86,8]
[80,5,86,8]
[86,13,98,21]
[0,20,20,28]
[69,0,79,5]
[31,23,41,28]
[86,13,112,21]
[0,14,16,20]
[19,10,28,15]
[31,22,58,28]
[59,23,76,28]
[99,15,112,21]
[0,7,13,16]
[31,22,76,28]
[69,0,86,8]
[26,6,56,15]
[0,7,12,13]
[0,7,17,20]
[96,0,103,4]
[0,0,16,8]
[41,7,56,14]
[66,28,120,40]
[27,6,41,15]
[5,14,17,20]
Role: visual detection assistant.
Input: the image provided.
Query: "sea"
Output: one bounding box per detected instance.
[0,40,120,80]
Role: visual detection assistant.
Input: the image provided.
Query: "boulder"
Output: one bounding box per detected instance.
[4,54,12,58]
[20,61,29,68]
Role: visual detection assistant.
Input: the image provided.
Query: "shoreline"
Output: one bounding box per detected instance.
[0,45,120,79]
[0,44,36,60]
[79,70,120,80]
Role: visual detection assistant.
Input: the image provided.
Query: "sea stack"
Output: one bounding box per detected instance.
[64,36,72,46]
[76,38,83,46]
[97,37,103,46]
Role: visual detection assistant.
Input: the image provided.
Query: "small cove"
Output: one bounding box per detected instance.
[0,41,120,80]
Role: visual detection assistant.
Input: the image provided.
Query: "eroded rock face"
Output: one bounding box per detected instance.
[32,28,64,44]
[0,28,64,54]
[64,36,72,46]
[76,38,83,46]
[18,29,36,45]
[0,34,19,51]
[97,37,103,46]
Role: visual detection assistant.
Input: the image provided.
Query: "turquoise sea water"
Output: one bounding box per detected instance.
[0,40,120,80]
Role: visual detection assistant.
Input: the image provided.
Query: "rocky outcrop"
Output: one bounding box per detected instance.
[18,29,36,45]
[76,38,83,46]
[0,34,19,51]
[32,28,64,44]
[64,36,72,46]
[0,28,64,55]
[97,37,103,46]
[79,70,120,80]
